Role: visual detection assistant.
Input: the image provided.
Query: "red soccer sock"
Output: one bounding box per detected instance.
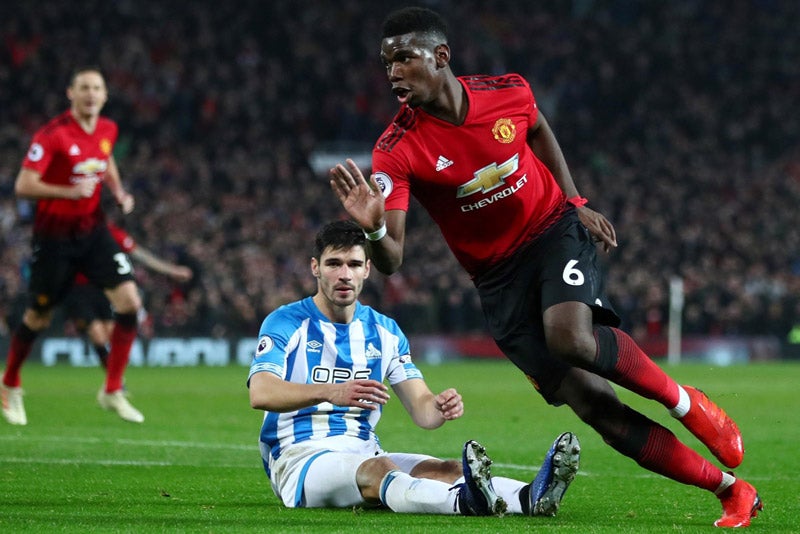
[638,422,724,492]
[594,326,680,408]
[2,324,39,388]
[105,315,137,393]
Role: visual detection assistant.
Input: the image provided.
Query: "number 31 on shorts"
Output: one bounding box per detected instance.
[114,252,133,275]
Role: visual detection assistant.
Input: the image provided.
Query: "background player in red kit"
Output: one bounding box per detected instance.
[330,6,761,528]
[65,221,193,373]
[1,67,145,425]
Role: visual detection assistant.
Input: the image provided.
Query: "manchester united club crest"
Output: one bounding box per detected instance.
[99,138,112,155]
[492,118,516,144]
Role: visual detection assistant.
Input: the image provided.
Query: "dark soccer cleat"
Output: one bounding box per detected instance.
[456,440,507,516]
[680,386,744,468]
[529,432,580,516]
[714,475,763,528]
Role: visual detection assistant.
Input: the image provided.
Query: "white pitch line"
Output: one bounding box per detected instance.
[0,436,779,481]
[0,434,253,451]
[2,457,173,466]
[1,456,255,468]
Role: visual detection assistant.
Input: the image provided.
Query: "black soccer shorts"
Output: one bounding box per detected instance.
[476,209,621,403]
[26,224,135,312]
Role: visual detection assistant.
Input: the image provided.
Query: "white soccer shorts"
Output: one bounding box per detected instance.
[266,435,436,508]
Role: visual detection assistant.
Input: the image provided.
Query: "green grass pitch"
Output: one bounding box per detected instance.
[1,360,797,532]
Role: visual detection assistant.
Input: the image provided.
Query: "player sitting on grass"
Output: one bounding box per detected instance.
[247,220,580,516]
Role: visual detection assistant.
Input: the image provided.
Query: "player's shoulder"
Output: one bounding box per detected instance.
[96,116,118,136]
[375,105,418,154]
[268,298,309,322]
[356,302,404,335]
[460,73,531,92]
[36,110,73,138]
[96,115,117,128]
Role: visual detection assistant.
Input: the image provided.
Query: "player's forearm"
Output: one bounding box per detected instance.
[131,248,181,277]
[528,114,580,198]
[250,380,333,412]
[366,238,403,274]
[410,401,447,430]
[364,210,406,274]
[15,180,79,199]
[400,388,447,430]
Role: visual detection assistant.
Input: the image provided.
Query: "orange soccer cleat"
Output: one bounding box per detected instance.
[714,476,763,528]
[680,386,744,468]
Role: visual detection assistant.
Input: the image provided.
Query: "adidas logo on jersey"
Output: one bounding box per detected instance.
[435,155,453,171]
[69,144,81,156]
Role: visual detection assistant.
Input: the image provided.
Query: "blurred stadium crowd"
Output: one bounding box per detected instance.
[1,0,799,349]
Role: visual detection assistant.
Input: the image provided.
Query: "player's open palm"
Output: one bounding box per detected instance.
[330,159,385,231]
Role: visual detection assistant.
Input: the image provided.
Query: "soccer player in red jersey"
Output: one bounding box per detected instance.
[1,67,145,424]
[65,221,193,372]
[330,7,761,528]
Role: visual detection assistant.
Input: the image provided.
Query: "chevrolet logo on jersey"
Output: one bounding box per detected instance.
[72,158,108,175]
[456,154,519,198]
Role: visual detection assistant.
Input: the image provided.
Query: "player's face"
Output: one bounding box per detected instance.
[380,33,445,108]
[67,71,108,119]
[311,245,370,315]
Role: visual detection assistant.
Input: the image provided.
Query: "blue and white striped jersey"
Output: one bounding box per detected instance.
[248,296,423,462]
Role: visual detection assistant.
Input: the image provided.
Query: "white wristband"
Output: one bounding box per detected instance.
[364,223,387,241]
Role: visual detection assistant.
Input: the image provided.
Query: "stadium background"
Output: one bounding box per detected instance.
[1,0,799,363]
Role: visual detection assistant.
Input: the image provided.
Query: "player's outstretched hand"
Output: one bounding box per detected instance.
[576,206,617,252]
[117,191,135,214]
[330,379,390,410]
[329,158,386,232]
[435,388,464,420]
[170,266,194,283]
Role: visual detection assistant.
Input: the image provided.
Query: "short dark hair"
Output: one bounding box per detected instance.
[69,65,104,87]
[313,220,366,259]
[381,6,448,41]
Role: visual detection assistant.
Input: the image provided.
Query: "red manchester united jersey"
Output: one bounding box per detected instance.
[22,109,118,237]
[372,74,565,277]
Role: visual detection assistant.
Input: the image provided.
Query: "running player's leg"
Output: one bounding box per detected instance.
[104,281,140,393]
[83,227,140,396]
[3,236,73,389]
[3,236,74,425]
[540,214,743,468]
[552,368,760,526]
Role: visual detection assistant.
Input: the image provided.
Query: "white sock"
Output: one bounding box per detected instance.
[379,470,459,514]
[714,472,736,495]
[669,385,691,418]
[490,476,527,514]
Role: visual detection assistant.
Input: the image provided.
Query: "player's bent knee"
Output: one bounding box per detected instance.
[546,332,595,366]
[23,308,52,331]
[105,281,142,313]
[356,457,400,501]
[409,458,461,483]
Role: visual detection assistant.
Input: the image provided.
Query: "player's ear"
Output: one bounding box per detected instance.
[311,257,320,278]
[434,44,450,68]
[364,259,371,279]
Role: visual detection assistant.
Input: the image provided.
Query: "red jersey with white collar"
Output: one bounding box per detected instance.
[372,74,565,277]
[22,109,118,237]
